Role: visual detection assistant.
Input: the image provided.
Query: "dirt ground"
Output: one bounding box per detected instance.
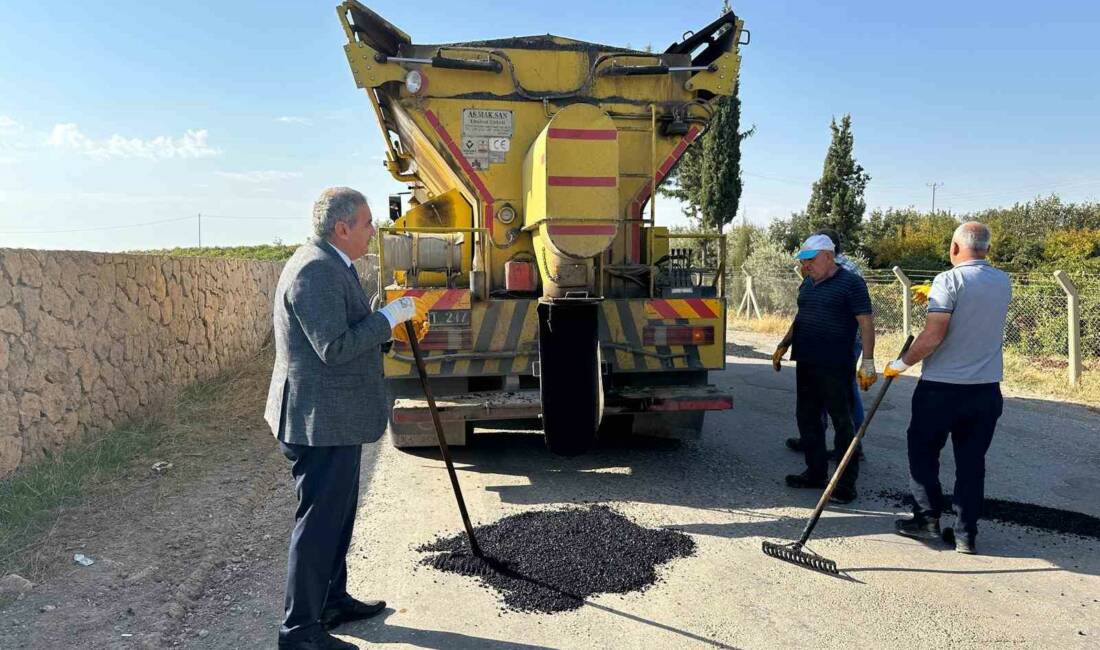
[1,334,1098,649]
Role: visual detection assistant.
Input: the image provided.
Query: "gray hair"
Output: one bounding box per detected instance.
[312,187,367,239]
[953,221,991,253]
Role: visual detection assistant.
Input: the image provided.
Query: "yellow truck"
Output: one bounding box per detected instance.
[337,1,746,455]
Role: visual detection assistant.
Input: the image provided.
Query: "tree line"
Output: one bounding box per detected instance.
[661,53,1100,275]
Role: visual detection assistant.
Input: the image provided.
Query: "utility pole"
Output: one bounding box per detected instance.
[926,182,943,214]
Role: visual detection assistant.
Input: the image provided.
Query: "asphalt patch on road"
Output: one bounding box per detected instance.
[878,490,1100,540]
[417,505,695,613]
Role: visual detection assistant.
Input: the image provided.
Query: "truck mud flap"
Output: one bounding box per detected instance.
[538,299,602,456]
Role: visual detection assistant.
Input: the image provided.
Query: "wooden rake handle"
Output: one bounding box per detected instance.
[404,320,482,557]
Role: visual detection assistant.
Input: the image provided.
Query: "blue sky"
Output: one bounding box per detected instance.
[1,1,1098,251]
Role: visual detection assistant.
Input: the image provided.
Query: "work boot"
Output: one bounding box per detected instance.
[785,470,827,490]
[955,535,976,554]
[829,484,858,504]
[278,629,357,650]
[943,528,977,554]
[894,514,941,541]
[322,597,386,630]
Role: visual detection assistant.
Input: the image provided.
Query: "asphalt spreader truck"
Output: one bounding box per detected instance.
[337,1,746,455]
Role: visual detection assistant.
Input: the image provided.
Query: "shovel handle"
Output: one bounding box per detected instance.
[404,321,482,557]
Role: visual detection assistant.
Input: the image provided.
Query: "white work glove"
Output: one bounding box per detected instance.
[857,358,878,391]
[378,297,417,328]
[884,358,911,379]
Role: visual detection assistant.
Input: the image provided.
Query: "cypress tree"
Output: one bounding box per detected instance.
[805,114,870,246]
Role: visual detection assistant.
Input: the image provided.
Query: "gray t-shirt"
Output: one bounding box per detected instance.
[921,259,1012,384]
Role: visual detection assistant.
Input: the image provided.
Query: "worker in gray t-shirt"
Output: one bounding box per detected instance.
[883,221,1011,554]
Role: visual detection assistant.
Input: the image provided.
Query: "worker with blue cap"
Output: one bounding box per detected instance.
[772,233,877,503]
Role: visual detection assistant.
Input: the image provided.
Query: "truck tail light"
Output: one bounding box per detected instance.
[643,325,714,346]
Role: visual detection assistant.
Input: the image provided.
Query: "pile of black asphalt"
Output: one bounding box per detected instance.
[877,489,1100,540]
[417,505,696,613]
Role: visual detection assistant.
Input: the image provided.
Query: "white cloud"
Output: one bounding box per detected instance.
[0,116,22,136]
[276,116,312,125]
[215,170,302,183]
[46,123,221,160]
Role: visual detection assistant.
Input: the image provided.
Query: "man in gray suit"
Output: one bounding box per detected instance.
[266,187,418,650]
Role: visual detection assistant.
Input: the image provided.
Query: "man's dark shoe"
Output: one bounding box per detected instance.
[785,471,827,489]
[829,484,857,504]
[322,598,386,630]
[944,528,977,554]
[278,629,356,650]
[785,437,803,452]
[895,515,941,541]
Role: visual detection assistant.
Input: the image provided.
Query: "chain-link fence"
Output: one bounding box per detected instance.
[733,268,1100,387]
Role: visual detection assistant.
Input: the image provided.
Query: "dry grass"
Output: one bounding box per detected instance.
[874,331,1100,407]
[727,313,792,336]
[0,348,274,577]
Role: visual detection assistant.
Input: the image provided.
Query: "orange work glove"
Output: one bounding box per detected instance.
[911,283,931,306]
[884,359,911,379]
[857,358,878,391]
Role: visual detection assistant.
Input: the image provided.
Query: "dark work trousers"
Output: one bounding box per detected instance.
[279,442,362,642]
[907,380,1003,537]
[821,337,865,441]
[796,361,859,487]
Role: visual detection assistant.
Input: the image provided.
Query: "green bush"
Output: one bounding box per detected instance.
[134,244,299,261]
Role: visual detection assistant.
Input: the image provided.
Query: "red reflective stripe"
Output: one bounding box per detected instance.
[686,298,718,319]
[628,125,702,218]
[649,398,732,412]
[424,110,494,236]
[395,289,428,297]
[431,289,466,311]
[547,224,617,236]
[625,125,702,263]
[547,128,618,140]
[649,300,680,319]
[547,176,617,187]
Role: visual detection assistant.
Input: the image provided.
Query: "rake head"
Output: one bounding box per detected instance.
[761,540,838,575]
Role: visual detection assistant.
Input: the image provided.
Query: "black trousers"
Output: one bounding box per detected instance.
[796,361,858,487]
[907,380,1002,537]
[279,442,362,641]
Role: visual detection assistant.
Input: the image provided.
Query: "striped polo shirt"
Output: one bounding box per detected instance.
[791,266,873,367]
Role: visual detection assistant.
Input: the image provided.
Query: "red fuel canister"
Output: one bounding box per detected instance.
[505,260,536,292]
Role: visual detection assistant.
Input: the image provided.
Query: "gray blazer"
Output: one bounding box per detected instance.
[264,238,393,446]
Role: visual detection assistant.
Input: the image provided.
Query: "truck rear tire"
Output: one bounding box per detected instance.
[538,300,601,456]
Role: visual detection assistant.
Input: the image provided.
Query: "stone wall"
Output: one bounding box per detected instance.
[0,249,283,478]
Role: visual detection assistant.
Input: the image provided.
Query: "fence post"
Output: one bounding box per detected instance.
[892,266,912,339]
[747,275,761,319]
[737,274,751,316]
[1054,270,1082,387]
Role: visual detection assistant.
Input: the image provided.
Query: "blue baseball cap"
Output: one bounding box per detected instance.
[795,234,836,260]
